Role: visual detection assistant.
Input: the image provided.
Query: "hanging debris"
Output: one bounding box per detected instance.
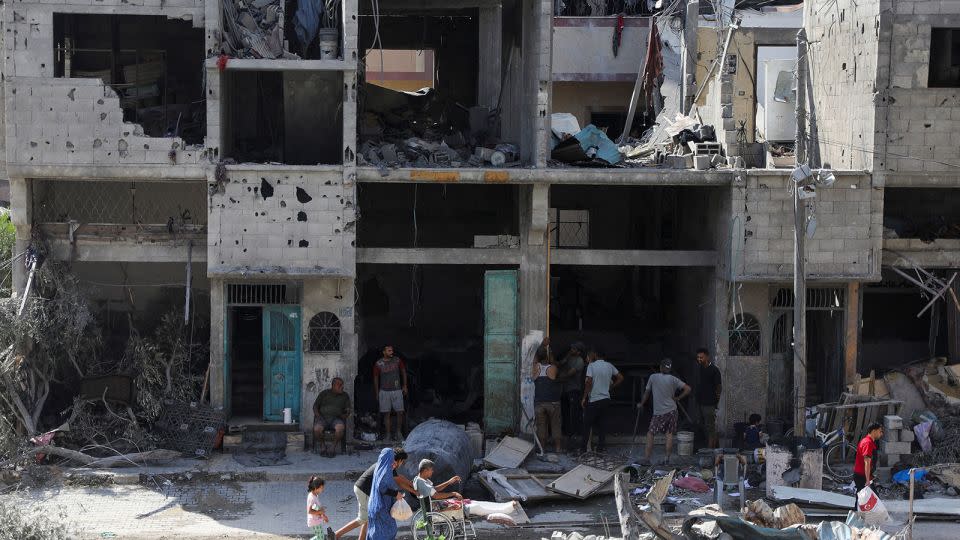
[221,0,299,59]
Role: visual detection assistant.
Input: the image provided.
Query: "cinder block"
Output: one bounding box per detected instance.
[886,429,899,442]
[900,428,915,443]
[881,440,911,455]
[884,415,903,429]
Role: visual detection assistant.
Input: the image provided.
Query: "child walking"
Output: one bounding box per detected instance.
[307,475,335,540]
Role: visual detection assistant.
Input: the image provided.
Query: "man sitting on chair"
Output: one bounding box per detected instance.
[313,377,351,457]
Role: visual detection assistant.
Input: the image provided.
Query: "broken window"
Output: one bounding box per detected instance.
[729,313,761,356]
[53,14,206,143]
[365,49,435,91]
[929,28,960,88]
[550,209,590,248]
[308,312,341,352]
[221,71,343,164]
[883,188,960,241]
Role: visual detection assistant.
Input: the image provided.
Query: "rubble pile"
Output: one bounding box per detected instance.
[358,84,519,169]
[221,0,299,59]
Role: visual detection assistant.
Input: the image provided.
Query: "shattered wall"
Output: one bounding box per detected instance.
[733,171,882,280]
[207,168,356,275]
[803,0,881,170]
[4,3,208,169]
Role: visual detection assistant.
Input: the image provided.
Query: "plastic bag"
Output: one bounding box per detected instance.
[390,498,413,521]
[856,485,890,526]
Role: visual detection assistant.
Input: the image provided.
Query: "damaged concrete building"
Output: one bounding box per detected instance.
[2,0,958,446]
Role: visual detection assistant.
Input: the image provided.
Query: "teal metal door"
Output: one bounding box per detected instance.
[262,305,302,422]
[483,270,519,433]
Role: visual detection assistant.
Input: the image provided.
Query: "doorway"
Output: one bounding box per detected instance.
[226,283,303,422]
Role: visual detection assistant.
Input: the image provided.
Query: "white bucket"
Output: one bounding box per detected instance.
[283,407,293,424]
[317,29,339,60]
[677,431,694,456]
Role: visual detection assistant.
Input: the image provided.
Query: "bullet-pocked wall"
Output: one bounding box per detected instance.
[207,168,355,273]
[803,0,882,170]
[4,5,209,169]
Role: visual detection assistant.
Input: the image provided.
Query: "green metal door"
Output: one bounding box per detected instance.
[262,305,302,422]
[483,270,519,433]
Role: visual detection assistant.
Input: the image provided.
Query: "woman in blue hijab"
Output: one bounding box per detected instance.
[367,447,403,540]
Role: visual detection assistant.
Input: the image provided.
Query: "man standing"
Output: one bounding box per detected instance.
[313,377,351,456]
[639,358,691,464]
[580,346,624,454]
[373,345,408,442]
[694,348,722,448]
[558,342,586,438]
[532,342,563,453]
[853,422,884,508]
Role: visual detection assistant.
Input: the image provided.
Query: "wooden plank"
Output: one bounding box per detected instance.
[844,282,860,385]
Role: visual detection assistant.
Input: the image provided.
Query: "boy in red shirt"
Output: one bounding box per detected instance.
[853,422,884,504]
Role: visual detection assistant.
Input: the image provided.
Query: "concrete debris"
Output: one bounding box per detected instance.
[221,0,300,60]
[358,84,517,169]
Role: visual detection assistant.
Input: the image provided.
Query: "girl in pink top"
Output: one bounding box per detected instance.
[307,475,331,539]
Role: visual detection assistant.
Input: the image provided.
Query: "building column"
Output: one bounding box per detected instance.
[681,0,699,113]
[8,178,31,296]
[519,184,549,337]
[209,278,226,411]
[478,6,503,109]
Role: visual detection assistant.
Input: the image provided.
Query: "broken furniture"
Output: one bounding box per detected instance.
[886,250,960,318]
[714,452,746,509]
[153,400,226,458]
[483,436,535,469]
[546,452,625,499]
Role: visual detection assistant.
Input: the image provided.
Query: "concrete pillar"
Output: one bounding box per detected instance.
[681,0,699,113]
[478,6,503,109]
[520,0,552,166]
[8,178,31,296]
[519,184,549,338]
[209,278,226,411]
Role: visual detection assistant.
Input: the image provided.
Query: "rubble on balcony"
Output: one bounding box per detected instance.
[357,84,520,169]
[221,0,299,59]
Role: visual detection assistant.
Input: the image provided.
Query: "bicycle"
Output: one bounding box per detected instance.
[783,425,857,481]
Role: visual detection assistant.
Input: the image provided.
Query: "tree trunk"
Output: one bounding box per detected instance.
[0,447,180,469]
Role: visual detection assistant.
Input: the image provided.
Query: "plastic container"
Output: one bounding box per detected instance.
[677,431,694,456]
[283,407,293,424]
[317,28,339,60]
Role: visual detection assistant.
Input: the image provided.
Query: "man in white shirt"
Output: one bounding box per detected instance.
[580,345,624,453]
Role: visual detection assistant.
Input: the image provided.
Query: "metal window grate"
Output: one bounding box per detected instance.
[227,283,298,305]
[771,312,793,355]
[308,312,341,352]
[32,180,207,226]
[729,313,761,356]
[550,208,589,248]
[771,287,845,310]
[269,311,297,351]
